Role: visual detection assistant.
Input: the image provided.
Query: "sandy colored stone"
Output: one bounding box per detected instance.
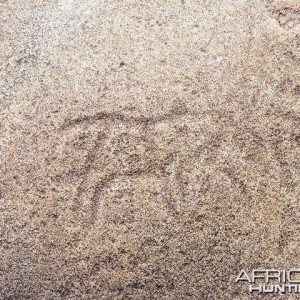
[0,0,299,299]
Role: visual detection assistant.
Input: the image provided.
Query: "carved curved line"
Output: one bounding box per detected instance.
[60,108,197,130]
[89,169,163,225]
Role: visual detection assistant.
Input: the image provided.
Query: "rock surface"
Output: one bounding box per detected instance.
[0,0,299,299]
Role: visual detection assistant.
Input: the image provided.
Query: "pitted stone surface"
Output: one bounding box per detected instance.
[0,0,299,299]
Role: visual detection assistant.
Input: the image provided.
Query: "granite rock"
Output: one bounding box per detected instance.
[0,0,299,299]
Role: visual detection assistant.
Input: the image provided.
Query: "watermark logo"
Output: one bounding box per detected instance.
[236,269,300,294]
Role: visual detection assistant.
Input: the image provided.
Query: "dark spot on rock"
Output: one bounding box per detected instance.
[294,135,300,144]
[293,85,300,96]
[131,281,145,289]
[58,286,71,297]
[156,283,163,289]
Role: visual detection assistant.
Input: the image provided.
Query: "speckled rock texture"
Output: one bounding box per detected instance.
[0,0,299,299]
